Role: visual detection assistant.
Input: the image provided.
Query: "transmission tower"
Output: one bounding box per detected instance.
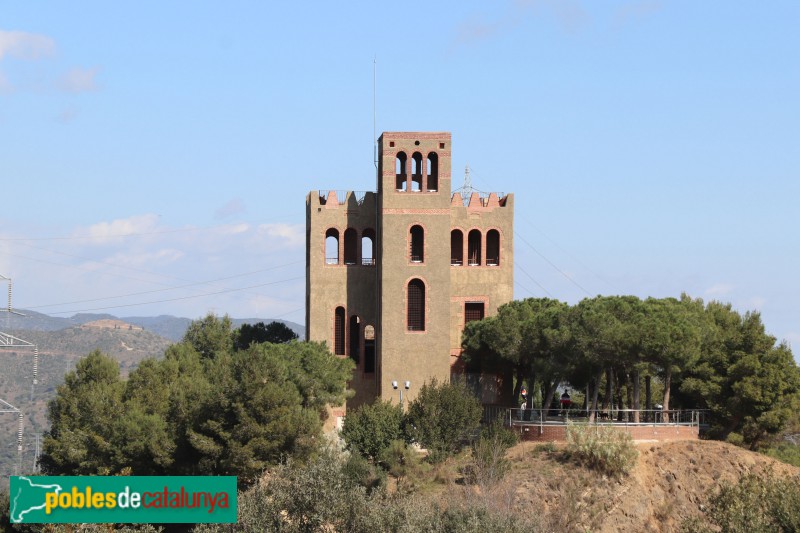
[0,274,38,475]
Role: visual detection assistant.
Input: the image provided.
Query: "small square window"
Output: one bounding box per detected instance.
[439,142,445,149]
[465,302,485,323]
[390,141,395,147]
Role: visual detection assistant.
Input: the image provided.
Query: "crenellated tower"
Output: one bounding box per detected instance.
[306,132,513,421]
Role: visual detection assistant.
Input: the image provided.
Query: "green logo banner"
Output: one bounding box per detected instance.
[9,476,237,524]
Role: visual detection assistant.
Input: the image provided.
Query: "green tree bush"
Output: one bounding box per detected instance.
[341,399,404,460]
[683,470,800,533]
[40,315,353,486]
[233,321,298,349]
[405,379,482,462]
[39,350,125,475]
[193,447,527,533]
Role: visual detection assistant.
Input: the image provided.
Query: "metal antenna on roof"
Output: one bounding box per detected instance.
[373,56,378,190]
[456,164,478,204]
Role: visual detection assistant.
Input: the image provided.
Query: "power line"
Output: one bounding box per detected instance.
[515,212,622,294]
[23,260,304,310]
[466,165,594,297]
[0,223,238,242]
[515,231,591,297]
[516,264,554,297]
[43,275,305,315]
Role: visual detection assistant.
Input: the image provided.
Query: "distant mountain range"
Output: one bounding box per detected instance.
[0,310,305,342]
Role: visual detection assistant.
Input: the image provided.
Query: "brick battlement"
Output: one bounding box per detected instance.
[451,191,510,210]
[313,190,376,209]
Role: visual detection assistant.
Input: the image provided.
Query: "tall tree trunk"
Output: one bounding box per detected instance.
[662,369,672,423]
[623,370,632,422]
[501,366,514,406]
[645,375,652,422]
[511,366,524,407]
[602,367,613,411]
[589,368,603,423]
[542,378,560,416]
[633,368,641,423]
[584,383,589,413]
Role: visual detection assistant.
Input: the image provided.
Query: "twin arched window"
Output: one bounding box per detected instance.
[333,308,375,373]
[452,228,501,267]
[325,227,376,266]
[395,151,438,192]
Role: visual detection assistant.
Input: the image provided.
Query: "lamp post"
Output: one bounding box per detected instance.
[392,380,411,410]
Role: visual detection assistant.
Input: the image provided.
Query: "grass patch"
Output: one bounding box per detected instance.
[564,423,638,478]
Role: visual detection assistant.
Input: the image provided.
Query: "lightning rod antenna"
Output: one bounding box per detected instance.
[373,55,378,189]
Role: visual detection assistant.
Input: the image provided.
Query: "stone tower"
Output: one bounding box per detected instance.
[306,132,513,415]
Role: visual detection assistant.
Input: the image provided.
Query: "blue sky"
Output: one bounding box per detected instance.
[0,1,798,357]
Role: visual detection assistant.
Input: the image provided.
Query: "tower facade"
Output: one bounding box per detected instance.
[306,132,513,411]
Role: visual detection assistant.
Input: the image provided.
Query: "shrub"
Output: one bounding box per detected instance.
[342,399,405,461]
[564,423,638,477]
[762,442,800,468]
[343,451,386,493]
[405,378,482,462]
[379,440,423,492]
[467,420,518,485]
[534,442,557,454]
[683,469,800,533]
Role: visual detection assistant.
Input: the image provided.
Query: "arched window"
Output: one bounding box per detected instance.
[364,325,375,373]
[361,228,375,266]
[450,229,463,266]
[343,228,358,265]
[334,306,345,355]
[410,225,424,263]
[325,229,339,265]
[411,152,423,191]
[486,229,500,266]
[468,229,482,266]
[349,315,360,364]
[395,152,407,191]
[427,152,438,191]
[407,279,425,331]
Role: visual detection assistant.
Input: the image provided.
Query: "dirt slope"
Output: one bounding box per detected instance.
[504,439,799,532]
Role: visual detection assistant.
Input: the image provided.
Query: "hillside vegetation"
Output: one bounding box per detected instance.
[0,323,173,480]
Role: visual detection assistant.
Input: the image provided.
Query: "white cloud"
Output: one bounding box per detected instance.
[59,67,99,93]
[220,223,249,235]
[215,198,246,219]
[75,214,161,242]
[743,296,766,310]
[0,30,55,60]
[704,283,734,297]
[258,223,304,248]
[105,248,185,268]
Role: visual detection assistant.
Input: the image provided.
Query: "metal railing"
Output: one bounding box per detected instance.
[508,408,706,427]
